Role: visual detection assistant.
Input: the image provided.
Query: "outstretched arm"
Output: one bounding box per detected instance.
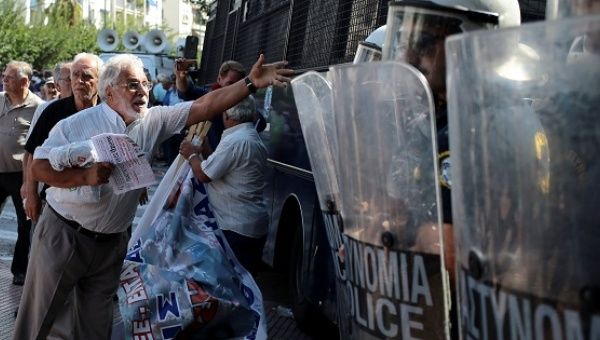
[185,54,293,126]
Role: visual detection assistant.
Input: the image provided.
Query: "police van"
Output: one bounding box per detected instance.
[197,0,551,338]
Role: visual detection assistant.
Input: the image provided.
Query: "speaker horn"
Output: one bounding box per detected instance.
[97,29,119,52]
[123,31,142,50]
[143,29,168,54]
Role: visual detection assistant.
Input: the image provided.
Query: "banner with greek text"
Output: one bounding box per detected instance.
[117,159,267,339]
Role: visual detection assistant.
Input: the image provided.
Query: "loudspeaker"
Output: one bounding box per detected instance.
[123,31,142,50]
[143,29,168,54]
[97,29,119,52]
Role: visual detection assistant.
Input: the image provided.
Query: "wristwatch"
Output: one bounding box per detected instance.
[244,76,257,94]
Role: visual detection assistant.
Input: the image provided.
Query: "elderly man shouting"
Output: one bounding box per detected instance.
[14,53,292,340]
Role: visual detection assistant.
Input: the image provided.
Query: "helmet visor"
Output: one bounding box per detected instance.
[353,42,382,64]
[383,2,497,62]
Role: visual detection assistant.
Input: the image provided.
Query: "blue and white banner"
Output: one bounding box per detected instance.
[118,159,267,339]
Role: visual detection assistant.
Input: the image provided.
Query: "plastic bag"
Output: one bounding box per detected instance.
[117,155,267,339]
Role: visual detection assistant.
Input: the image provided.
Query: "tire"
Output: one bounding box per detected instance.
[288,225,339,338]
[288,224,312,329]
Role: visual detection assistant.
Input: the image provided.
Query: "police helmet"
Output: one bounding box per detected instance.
[382,0,520,61]
[546,0,600,20]
[354,25,387,64]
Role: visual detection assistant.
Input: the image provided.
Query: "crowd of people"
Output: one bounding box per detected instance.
[0,52,292,339]
[1,0,597,338]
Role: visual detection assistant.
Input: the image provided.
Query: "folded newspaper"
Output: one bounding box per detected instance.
[117,156,267,339]
[90,133,156,194]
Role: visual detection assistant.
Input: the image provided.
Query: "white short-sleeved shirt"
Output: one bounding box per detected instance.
[34,101,192,233]
[202,122,268,238]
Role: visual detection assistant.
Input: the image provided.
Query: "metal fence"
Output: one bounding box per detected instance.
[198,0,388,85]
[198,0,547,85]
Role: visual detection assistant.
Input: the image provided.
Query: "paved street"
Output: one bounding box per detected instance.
[0,164,315,339]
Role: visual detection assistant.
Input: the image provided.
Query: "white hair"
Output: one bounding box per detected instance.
[226,96,256,123]
[72,52,103,70]
[98,54,145,101]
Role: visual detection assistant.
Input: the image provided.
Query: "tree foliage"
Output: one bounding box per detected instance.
[0,0,98,71]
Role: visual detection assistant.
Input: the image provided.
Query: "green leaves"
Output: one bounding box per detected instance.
[0,0,98,70]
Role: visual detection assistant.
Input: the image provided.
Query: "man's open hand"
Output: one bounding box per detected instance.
[249,54,294,89]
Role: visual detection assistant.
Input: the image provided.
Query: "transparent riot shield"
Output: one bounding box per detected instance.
[299,61,448,339]
[291,72,352,335]
[447,15,600,339]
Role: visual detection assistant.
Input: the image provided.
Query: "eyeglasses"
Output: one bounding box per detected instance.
[120,81,152,92]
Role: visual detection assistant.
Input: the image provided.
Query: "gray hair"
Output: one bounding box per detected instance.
[7,61,33,81]
[72,52,103,71]
[226,96,256,123]
[98,54,145,102]
[53,61,73,79]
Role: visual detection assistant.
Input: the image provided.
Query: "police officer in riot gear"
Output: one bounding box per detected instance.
[380,1,521,338]
[381,0,520,266]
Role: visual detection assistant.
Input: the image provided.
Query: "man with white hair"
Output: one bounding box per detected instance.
[24,53,102,224]
[14,53,292,339]
[0,60,43,286]
[179,96,268,276]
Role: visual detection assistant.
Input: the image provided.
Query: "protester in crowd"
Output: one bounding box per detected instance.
[143,68,156,107]
[25,62,73,146]
[20,54,101,339]
[23,54,101,224]
[152,73,168,106]
[179,95,268,276]
[162,74,184,106]
[13,53,292,340]
[0,61,43,286]
[40,77,59,101]
[176,60,246,150]
[29,69,42,96]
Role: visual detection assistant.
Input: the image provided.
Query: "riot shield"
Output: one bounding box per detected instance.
[446,15,600,339]
[291,72,352,335]
[297,61,449,338]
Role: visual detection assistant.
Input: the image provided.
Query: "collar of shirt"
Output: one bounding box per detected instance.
[222,121,255,138]
[0,90,42,116]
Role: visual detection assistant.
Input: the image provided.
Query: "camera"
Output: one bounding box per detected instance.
[176,59,198,71]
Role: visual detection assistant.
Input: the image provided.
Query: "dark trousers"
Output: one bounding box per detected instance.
[0,171,31,276]
[222,229,266,276]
